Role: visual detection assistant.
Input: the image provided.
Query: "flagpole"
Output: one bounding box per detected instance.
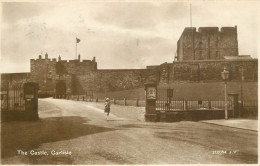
[75,38,77,60]
[190,3,194,60]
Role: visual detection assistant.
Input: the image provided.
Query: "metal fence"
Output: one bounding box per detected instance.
[242,100,258,117]
[1,84,25,111]
[55,94,145,107]
[156,87,233,111]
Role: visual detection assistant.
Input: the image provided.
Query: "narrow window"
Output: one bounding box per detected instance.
[216,51,219,58]
[199,51,202,60]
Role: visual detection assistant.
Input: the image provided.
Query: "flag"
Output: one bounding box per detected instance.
[76,38,80,43]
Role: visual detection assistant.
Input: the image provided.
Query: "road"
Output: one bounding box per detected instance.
[1,98,258,164]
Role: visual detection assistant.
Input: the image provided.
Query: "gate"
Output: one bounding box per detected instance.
[1,82,39,121]
[1,83,25,111]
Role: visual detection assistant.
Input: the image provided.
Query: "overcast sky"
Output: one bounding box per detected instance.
[1,0,259,73]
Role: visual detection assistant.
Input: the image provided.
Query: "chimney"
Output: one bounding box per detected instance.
[39,55,42,59]
[93,56,96,62]
[58,55,61,61]
[45,53,48,59]
[78,54,80,62]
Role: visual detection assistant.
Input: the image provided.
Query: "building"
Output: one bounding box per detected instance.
[176,26,238,61]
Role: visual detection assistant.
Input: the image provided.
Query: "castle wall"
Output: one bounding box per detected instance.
[1,73,31,90]
[75,69,159,93]
[159,59,258,84]
[30,58,57,92]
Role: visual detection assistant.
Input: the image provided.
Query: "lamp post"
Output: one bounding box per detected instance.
[239,67,244,116]
[221,67,229,120]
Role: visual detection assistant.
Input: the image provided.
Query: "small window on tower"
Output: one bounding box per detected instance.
[199,41,202,48]
[216,51,219,58]
[199,51,202,60]
[215,40,218,48]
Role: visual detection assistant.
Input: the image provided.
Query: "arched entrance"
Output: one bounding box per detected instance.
[56,80,66,98]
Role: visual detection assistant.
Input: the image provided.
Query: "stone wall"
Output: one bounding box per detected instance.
[159,59,258,83]
[1,73,31,90]
[2,55,257,96]
[74,69,159,94]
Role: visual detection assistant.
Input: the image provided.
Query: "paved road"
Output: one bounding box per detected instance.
[1,98,258,164]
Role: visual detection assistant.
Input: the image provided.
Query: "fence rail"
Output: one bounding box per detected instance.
[52,93,257,113]
[156,87,234,111]
[53,94,145,107]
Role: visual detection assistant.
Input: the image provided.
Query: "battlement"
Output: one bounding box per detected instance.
[182,26,237,36]
[31,53,97,80]
[221,26,237,33]
[198,27,219,33]
[32,54,97,65]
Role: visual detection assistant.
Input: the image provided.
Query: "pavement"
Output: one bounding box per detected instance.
[201,119,258,131]
[1,98,258,164]
[86,101,259,132]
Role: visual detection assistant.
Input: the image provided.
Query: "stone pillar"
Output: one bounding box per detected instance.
[144,83,158,122]
[24,82,39,120]
[228,93,239,118]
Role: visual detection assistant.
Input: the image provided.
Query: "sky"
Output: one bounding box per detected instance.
[1,0,259,73]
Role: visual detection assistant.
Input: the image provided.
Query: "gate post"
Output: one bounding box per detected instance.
[24,82,39,120]
[228,93,239,118]
[144,83,158,122]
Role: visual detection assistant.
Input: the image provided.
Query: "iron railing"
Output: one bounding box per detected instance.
[1,84,25,111]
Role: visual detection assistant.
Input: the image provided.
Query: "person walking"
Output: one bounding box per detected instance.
[104,98,111,121]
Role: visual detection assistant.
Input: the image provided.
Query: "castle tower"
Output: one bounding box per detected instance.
[176,26,238,61]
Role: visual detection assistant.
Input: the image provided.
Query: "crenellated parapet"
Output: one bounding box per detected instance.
[30,53,97,92]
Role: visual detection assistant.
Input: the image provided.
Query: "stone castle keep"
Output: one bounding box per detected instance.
[1,26,258,96]
[176,26,238,61]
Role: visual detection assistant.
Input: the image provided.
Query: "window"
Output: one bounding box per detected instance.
[199,41,202,48]
[199,51,203,60]
[216,51,219,58]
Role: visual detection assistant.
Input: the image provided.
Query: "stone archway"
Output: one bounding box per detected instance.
[56,80,66,98]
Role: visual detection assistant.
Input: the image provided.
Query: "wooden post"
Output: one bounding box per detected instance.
[136,98,139,107]
[124,98,126,106]
[77,96,79,101]
[96,97,98,102]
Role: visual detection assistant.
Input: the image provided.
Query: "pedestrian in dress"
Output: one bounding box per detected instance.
[104,98,111,120]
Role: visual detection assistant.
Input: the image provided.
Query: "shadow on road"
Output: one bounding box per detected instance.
[1,116,115,159]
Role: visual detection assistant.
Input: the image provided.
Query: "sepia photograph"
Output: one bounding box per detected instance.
[0,0,259,164]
